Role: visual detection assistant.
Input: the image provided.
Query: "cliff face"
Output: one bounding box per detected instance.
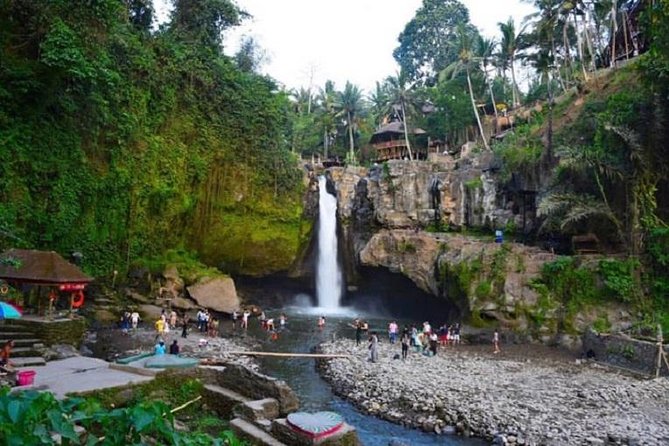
[328,157,631,344]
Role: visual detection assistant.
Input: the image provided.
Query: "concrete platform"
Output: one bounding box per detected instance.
[13,356,154,398]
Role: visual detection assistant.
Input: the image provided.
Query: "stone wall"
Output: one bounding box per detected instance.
[8,317,87,347]
[583,330,669,376]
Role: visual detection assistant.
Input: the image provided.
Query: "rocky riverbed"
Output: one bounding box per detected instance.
[318,339,669,445]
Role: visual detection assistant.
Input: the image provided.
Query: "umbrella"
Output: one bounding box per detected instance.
[0,301,22,319]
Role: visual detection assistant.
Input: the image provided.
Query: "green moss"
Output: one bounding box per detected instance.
[464,177,483,190]
[475,280,493,299]
[398,240,417,253]
[593,313,612,333]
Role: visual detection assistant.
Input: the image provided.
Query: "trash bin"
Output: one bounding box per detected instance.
[17,370,36,386]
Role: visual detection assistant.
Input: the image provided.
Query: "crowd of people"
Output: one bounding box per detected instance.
[348,319,484,363]
[117,305,501,361]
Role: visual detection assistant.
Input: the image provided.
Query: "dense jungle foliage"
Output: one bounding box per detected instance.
[0,0,307,277]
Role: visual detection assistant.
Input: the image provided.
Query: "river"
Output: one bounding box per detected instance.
[237,307,484,446]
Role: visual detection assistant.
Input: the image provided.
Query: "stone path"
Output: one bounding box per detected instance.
[14,356,153,398]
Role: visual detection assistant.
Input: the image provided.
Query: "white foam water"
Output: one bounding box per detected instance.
[316,176,343,309]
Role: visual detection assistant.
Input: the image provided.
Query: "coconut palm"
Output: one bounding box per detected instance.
[315,80,339,160]
[498,17,525,108]
[368,81,390,128]
[338,81,365,164]
[385,71,418,160]
[441,24,490,151]
[477,36,499,119]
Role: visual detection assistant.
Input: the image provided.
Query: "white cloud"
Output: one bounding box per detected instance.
[155,0,536,93]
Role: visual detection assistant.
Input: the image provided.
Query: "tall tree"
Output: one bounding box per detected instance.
[170,0,246,50]
[477,36,499,119]
[442,25,490,151]
[498,17,524,108]
[394,0,473,85]
[338,82,365,163]
[125,0,154,32]
[315,80,339,160]
[368,81,390,128]
[385,71,418,160]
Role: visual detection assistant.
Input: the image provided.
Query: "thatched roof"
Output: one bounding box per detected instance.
[370,121,426,144]
[0,249,92,284]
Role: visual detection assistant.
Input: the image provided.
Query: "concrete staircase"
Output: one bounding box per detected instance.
[0,322,46,367]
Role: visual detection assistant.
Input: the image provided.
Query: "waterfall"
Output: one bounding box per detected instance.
[316,176,343,309]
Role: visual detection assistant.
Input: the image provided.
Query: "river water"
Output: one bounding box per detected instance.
[239,307,484,446]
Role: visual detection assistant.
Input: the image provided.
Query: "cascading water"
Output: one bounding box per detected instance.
[316,175,343,309]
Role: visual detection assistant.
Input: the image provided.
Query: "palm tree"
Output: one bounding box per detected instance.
[315,80,339,160]
[385,71,417,160]
[498,17,523,108]
[338,82,365,164]
[441,25,490,151]
[477,36,499,119]
[368,81,390,128]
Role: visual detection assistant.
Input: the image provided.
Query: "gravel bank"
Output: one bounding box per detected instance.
[318,339,669,445]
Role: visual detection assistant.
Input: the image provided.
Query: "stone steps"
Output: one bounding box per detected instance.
[0,338,42,347]
[202,384,251,417]
[230,418,287,446]
[11,346,43,357]
[234,398,280,422]
[12,356,47,367]
[0,331,40,340]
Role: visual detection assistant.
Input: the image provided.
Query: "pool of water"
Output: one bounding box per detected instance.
[238,308,484,446]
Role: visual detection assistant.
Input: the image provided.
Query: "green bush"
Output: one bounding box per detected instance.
[598,258,640,303]
[0,388,245,445]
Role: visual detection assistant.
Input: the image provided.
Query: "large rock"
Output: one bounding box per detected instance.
[187,276,240,313]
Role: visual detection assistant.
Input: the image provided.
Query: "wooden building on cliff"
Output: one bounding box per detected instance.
[369,121,428,162]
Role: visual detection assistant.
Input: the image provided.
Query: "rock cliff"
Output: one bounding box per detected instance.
[327,157,631,343]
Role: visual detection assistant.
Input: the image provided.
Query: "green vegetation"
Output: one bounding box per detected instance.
[398,240,417,254]
[492,123,544,182]
[464,178,482,190]
[0,385,245,445]
[0,0,307,277]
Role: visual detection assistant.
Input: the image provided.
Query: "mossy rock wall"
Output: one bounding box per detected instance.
[8,318,87,347]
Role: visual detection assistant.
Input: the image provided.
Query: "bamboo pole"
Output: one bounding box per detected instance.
[219,351,351,359]
[655,324,664,378]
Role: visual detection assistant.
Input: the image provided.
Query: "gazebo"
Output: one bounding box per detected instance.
[0,249,93,316]
[370,121,427,162]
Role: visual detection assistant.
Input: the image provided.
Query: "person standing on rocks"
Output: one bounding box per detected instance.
[401,329,410,360]
[493,329,501,354]
[155,317,165,336]
[232,309,239,330]
[130,310,140,330]
[169,310,177,330]
[181,314,189,338]
[355,320,363,346]
[368,331,379,363]
[388,320,398,344]
[242,310,250,330]
[453,323,461,345]
[196,309,204,332]
[429,331,439,356]
[279,313,287,329]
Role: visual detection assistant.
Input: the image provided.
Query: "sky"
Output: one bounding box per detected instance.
[155,0,536,93]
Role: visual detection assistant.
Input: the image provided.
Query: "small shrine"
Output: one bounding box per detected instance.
[0,248,93,317]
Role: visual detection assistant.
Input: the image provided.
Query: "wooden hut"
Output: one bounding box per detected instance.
[0,249,93,316]
[370,121,427,162]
